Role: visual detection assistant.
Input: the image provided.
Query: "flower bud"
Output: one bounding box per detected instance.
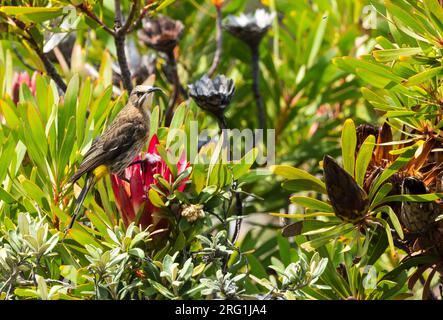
[181,204,205,223]
[323,155,369,222]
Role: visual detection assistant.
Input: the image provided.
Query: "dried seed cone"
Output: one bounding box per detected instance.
[323,155,369,222]
[400,177,440,233]
[138,15,184,53]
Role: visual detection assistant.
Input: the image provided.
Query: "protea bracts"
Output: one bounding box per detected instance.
[110,134,189,230]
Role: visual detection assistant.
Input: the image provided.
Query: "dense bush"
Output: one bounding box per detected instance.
[0,0,442,300]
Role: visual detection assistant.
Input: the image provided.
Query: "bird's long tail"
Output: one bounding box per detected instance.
[64,173,95,239]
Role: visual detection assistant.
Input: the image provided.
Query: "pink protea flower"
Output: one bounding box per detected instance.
[111,134,189,229]
[12,71,38,105]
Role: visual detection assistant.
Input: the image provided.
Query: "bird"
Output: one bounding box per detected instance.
[66,85,162,234]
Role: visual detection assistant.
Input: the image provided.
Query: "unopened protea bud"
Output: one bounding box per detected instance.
[181,204,205,223]
[323,155,369,222]
[400,177,440,233]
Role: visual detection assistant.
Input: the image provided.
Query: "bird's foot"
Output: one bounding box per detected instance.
[118,174,131,183]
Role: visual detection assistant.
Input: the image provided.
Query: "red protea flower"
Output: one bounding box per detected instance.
[12,71,37,105]
[110,134,189,229]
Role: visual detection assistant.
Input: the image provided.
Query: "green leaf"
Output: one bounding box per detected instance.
[148,280,175,299]
[301,223,355,251]
[374,206,404,240]
[155,0,176,12]
[272,165,326,194]
[290,196,333,212]
[378,193,443,205]
[307,14,328,68]
[370,183,393,208]
[148,189,165,208]
[169,103,186,130]
[0,6,64,23]
[403,67,443,87]
[368,145,417,199]
[355,135,375,186]
[149,105,160,140]
[0,186,16,204]
[341,119,356,176]
[232,148,258,180]
[372,48,422,62]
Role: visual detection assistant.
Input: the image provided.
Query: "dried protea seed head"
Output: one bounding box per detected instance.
[188,74,235,116]
[400,177,440,233]
[356,123,379,151]
[138,15,184,53]
[181,204,205,223]
[323,155,369,222]
[223,9,275,47]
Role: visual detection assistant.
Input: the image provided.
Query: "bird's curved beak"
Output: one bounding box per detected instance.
[137,86,164,106]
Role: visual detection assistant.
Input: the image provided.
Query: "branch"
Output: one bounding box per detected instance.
[127,3,154,33]
[207,5,223,78]
[231,188,243,245]
[119,1,139,35]
[12,18,67,92]
[250,44,266,130]
[113,0,134,92]
[11,42,37,72]
[76,3,115,36]
[164,51,180,126]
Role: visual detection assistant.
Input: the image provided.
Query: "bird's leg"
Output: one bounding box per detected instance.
[128,159,145,167]
[118,173,131,183]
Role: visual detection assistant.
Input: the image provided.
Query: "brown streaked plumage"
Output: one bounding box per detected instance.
[66,85,162,234]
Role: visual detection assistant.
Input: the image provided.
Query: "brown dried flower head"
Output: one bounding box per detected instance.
[138,15,184,53]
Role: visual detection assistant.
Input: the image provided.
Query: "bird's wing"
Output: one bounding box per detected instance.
[70,122,144,183]
[102,121,144,154]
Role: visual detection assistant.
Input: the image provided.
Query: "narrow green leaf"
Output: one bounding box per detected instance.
[290,196,333,212]
[341,119,357,176]
[369,145,417,199]
[271,165,326,194]
[355,135,375,186]
[403,67,443,87]
[374,206,404,239]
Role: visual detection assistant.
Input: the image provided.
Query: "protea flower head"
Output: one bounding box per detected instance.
[188,74,235,125]
[323,155,369,223]
[111,134,189,229]
[223,9,275,47]
[138,15,184,53]
[12,71,37,105]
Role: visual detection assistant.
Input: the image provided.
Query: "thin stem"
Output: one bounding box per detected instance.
[11,43,37,72]
[207,6,223,78]
[127,3,154,33]
[120,1,138,34]
[114,0,134,92]
[214,114,244,252]
[250,44,266,130]
[164,50,180,126]
[76,3,115,36]
[231,188,243,245]
[13,17,67,92]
